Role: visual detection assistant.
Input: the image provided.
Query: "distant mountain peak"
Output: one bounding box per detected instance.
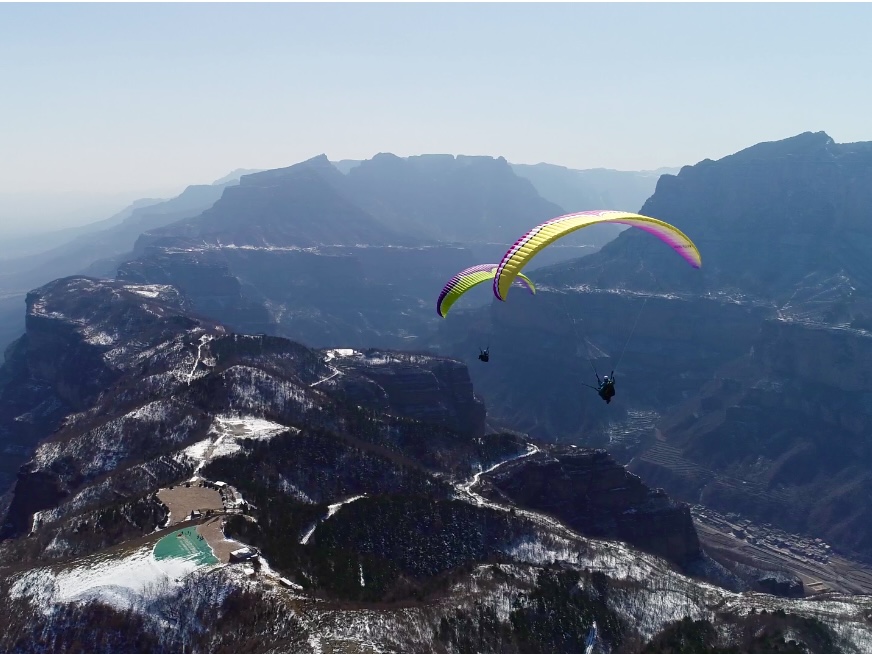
[136,154,419,250]
[211,168,265,186]
[239,154,338,187]
[719,130,835,163]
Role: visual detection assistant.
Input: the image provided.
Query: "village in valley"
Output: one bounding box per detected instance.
[691,505,872,596]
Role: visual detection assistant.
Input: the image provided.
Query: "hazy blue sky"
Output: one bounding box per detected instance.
[2,2,871,231]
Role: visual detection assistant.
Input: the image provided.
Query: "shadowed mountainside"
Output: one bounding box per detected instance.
[430,132,872,563]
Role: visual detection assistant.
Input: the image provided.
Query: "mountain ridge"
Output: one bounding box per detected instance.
[2,277,871,652]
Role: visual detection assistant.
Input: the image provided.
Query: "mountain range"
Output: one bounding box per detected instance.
[2,275,870,652]
[0,157,663,356]
[2,137,872,651]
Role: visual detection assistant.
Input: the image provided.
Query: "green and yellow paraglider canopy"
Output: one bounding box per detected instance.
[437,264,535,318]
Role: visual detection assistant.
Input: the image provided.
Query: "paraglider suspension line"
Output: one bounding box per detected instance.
[589,356,600,381]
[613,296,648,373]
[560,291,600,378]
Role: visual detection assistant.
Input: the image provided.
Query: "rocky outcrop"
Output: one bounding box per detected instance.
[118,250,274,336]
[1,277,206,511]
[483,447,701,568]
[0,339,67,518]
[24,296,120,409]
[0,181,236,357]
[329,350,486,438]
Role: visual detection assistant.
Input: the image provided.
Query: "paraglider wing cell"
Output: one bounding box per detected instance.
[493,210,701,301]
[437,264,535,317]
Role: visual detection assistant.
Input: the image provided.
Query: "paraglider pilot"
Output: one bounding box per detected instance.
[478,347,490,363]
[597,372,616,404]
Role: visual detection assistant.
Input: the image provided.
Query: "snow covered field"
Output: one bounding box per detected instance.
[179,414,292,472]
[122,284,177,300]
[10,539,215,613]
[323,349,359,361]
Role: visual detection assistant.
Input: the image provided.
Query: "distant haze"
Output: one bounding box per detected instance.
[2,3,870,232]
[0,190,179,237]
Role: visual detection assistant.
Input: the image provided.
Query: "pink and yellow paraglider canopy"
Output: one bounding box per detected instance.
[493,210,701,301]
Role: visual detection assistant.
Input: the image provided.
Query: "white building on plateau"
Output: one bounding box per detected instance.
[229,547,257,563]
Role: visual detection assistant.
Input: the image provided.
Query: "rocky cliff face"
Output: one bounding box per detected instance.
[117,249,274,336]
[0,278,212,512]
[119,242,476,350]
[326,349,486,438]
[483,447,701,568]
[630,317,872,558]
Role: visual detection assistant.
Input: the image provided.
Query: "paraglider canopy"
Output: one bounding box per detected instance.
[437,263,535,318]
[493,210,701,301]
